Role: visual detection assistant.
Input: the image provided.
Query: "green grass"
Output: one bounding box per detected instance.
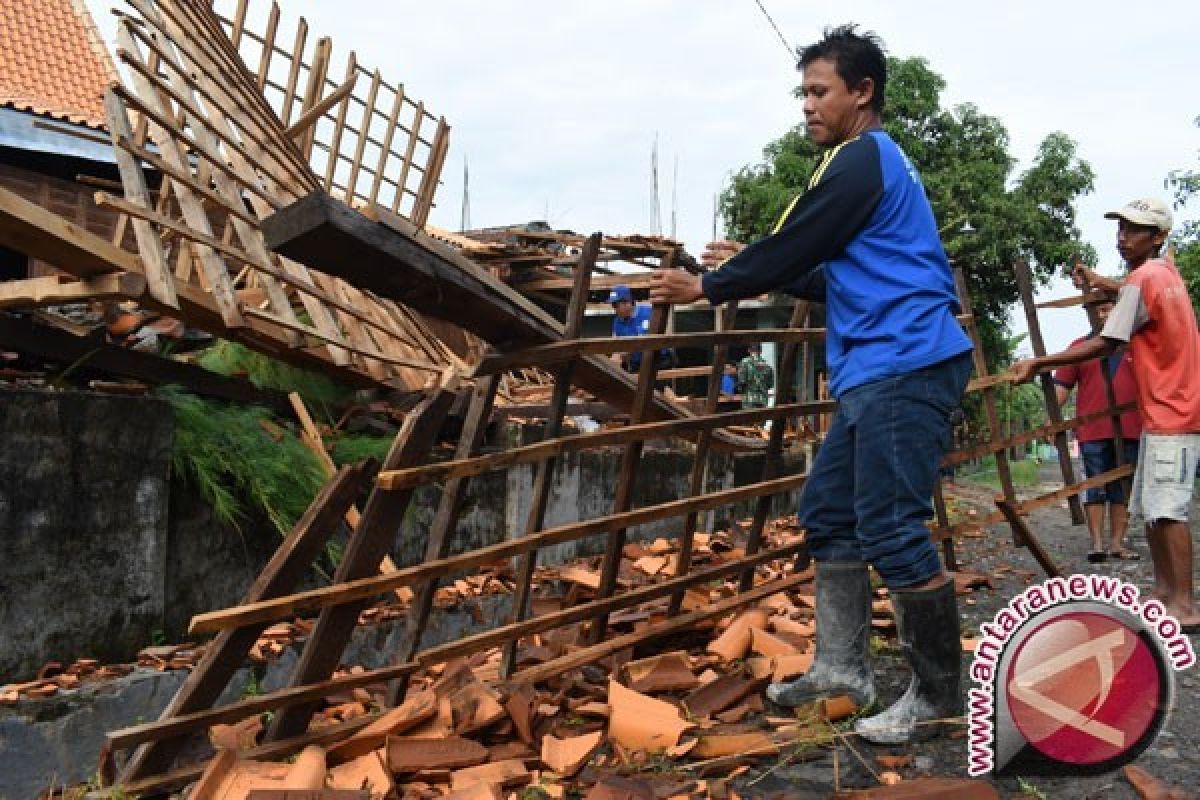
[960,454,1042,489]
[196,340,356,416]
[162,387,327,536]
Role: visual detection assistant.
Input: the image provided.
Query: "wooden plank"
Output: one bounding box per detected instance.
[120,460,377,781]
[379,400,836,491]
[1014,259,1085,525]
[932,464,1134,541]
[0,272,145,310]
[508,572,811,686]
[501,233,599,678]
[385,374,500,705]
[345,69,382,201]
[286,70,357,142]
[102,90,178,308]
[265,371,460,741]
[188,472,808,636]
[996,499,1062,579]
[368,85,404,206]
[260,192,745,442]
[253,2,281,89]
[279,15,309,127]
[293,33,332,159]
[591,247,677,641]
[473,328,827,375]
[669,301,739,615]
[432,541,806,672]
[322,51,358,188]
[391,100,423,213]
[243,306,440,371]
[410,116,449,227]
[740,300,809,591]
[953,267,1017,539]
[942,403,1136,468]
[118,716,373,797]
[0,314,291,413]
[110,655,416,754]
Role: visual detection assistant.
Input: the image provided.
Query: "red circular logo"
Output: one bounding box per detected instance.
[1005,611,1162,765]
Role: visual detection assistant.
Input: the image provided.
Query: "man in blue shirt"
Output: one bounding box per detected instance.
[609,284,674,372]
[651,25,971,745]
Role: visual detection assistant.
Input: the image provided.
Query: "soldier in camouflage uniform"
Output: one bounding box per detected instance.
[737,344,774,409]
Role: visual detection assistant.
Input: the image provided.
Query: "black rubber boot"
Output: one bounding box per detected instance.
[765,561,876,708]
[855,578,962,744]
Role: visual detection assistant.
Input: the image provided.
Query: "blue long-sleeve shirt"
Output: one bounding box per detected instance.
[702,129,971,397]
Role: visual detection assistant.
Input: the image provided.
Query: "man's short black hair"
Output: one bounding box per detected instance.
[798,24,887,112]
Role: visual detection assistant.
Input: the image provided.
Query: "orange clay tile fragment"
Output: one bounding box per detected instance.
[622,651,699,693]
[692,731,777,759]
[328,748,394,800]
[387,736,489,773]
[772,652,815,682]
[749,627,797,658]
[1123,765,1193,800]
[876,754,913,769]
[707,609,770,662]
[607,679,692,752]
[328,689,438,765]
[820,695,858,722]
[449,758,531,791]
[285,745,328,788]
[208,715,262,752]
[540,729,604,777]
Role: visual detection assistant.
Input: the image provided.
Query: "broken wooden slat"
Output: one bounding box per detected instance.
[0,272,145,311]
[1014,258,1085,525]
[592,247,677,641]
[189,473,808,636]
[120,460,378,781]
[386,375,500,706]
[377,400,835,491]
[502,233,599,678]
[508,572,810,686]
[265,371,460,741]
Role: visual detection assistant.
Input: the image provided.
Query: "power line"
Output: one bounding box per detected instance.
[751,0,798,64]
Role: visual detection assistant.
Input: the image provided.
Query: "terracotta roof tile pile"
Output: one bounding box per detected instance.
[0,0,116,129]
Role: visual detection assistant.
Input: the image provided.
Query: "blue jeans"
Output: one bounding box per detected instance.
[1080,439,1139,505]
[799,352,972,588]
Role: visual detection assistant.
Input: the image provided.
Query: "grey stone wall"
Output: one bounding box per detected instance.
[0,389,174,682]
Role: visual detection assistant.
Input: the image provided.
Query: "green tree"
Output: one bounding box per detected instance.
[1167,114,1200,315]
[720,57,1096,368]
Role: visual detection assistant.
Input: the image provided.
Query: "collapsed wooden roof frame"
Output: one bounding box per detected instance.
[82,0,469,391]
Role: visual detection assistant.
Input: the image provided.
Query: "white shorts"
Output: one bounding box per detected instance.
[1129,433,1200,523]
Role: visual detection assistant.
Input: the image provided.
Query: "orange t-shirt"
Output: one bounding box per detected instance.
[1101,258,1200,433]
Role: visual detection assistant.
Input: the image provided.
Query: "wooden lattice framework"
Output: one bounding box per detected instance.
[102,207,1134,791]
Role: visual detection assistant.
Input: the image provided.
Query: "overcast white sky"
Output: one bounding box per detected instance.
[85,0,1199,353]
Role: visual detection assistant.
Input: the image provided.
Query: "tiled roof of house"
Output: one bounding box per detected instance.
[0,0,117,130]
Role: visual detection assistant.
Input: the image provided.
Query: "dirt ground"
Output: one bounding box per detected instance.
[739,461,1200,798]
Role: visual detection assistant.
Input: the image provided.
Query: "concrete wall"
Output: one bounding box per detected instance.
[0,388,801,682]
[0,389,280,683]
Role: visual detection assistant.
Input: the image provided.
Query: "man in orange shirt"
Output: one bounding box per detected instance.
[1014,198,1200,630]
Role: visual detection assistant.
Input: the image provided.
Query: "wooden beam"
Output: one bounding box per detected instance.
[119,460,377,781]
[0,185,140,277]
[386,374,500,705]
[259,192,752,446]
[379,400,837,491]
[502,233,599,677]
[285,70,359,141]
[188,472,808,636]
[996,498,1063,579]
[0,314,292,414]
[508,571,811,686]
[473,329,827,375]
[265,371,460,741]
[0,272,146,310]
[1014,259,1085,525]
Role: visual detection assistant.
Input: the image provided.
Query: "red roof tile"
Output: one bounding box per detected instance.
[0,0,116,129]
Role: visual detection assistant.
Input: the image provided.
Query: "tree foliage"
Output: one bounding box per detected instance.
[720,56,1096,368]
[1167,115,1200,316]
